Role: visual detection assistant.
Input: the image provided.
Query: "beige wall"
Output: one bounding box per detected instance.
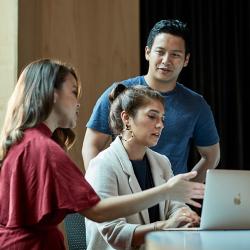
[18,0,140,171]
[0,0,18,129]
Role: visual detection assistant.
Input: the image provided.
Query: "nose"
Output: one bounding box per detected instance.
[156,119,164,129]
[162,52,170,65]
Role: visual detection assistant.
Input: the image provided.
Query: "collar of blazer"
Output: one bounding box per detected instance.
[110,136,168,222]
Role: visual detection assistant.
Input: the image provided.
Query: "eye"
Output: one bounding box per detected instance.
[148,113,159,120]
[155,50,164,56]
[171,52,181,58]
[148,114,156,119]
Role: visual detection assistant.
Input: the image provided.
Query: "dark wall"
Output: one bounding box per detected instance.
[140,0,250,170]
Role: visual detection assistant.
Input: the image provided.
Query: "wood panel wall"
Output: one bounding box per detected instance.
[18,0,140,171]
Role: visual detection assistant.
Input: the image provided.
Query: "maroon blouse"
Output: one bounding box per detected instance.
[0,123,100,249]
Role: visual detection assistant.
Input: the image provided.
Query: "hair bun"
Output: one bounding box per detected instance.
[109,83,127,103]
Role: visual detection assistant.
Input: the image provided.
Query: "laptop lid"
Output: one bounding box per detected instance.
[200,169,250,230]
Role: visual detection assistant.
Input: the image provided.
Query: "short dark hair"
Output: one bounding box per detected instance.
[146,19,190,54]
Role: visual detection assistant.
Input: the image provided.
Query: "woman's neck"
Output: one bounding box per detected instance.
[121,140,147,160]
[43,115,57,133]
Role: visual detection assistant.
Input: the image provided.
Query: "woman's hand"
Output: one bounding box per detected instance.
[164,171,205,207]
[156,208,200,230]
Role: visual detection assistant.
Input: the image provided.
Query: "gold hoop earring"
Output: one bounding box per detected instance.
[121,124,134,142]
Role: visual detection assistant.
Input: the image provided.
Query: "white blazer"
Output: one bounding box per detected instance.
[85,137,187,250]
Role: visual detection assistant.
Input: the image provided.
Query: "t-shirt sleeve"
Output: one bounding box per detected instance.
[86,84,115,135]
[193,98,220,146]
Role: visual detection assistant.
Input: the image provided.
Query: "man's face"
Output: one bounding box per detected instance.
[145,32,190,85]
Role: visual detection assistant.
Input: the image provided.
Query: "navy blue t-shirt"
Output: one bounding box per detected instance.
[86,76,219,175]
[131,155,160,223]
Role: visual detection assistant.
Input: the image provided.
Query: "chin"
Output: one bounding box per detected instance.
[61,121,76,129]
[148,141,158,147]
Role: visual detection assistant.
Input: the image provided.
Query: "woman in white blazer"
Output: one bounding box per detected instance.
[85,84,200,250]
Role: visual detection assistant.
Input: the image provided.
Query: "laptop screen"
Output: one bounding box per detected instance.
[200,169,250,230]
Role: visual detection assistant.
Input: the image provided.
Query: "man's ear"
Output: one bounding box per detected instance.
[183,53,190,67]
[145,46,151,61]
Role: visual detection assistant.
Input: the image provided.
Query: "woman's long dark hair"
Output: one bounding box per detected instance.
[0,59,81,166]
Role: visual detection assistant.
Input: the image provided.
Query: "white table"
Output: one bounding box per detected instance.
[146,230,250,250]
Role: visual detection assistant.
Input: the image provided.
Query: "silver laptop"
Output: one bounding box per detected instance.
[164,169,250,231]
[200,169,250,230]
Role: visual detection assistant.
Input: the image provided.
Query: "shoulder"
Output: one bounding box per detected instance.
[102,75,145,94]
[87,146,116,173]
[93,75,144,105]
[147,149,172,169]
[4,129,77,181]
[121,75,146,86]
[86,138,127,175]
[175,83,211,115]
[89,138,125,168]
[24,130,74,169]
[146,149,173,179]
[147,148,170,161]
[177,83,208,104]
[85,146,121,189]
[177,83,202,98]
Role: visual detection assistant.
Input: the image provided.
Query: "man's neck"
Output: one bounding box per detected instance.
[144,74,177,93]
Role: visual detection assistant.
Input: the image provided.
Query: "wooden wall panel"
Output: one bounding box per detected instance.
[18,0,140,170]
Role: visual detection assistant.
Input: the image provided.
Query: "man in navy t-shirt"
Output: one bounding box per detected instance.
[82,19,220,183]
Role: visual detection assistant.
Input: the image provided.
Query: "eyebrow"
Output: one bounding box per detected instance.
[148,109,165,116]
[155,47,184,53]
[171,49,184,53]
[154,46,165,50]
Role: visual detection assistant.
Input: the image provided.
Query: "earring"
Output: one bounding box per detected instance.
[121,124,134,142]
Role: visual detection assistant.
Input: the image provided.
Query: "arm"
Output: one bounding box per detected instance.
[131,206,200,247]
[79,171,204,222]
[83,151,203,249]
[82,128,111,169]
[82,84,114,169]
[191,142,220,183]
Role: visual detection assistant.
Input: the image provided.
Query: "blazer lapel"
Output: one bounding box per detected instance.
[110,137,150,224]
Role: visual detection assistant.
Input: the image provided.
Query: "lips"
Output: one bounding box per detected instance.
[158,67,172,72]
[152,133,160,138]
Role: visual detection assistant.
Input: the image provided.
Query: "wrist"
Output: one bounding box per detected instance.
[153,221,158,231]
[159,183,170,201]
[153,221,163,231]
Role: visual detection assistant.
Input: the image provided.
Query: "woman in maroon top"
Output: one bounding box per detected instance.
[0,59,204,249]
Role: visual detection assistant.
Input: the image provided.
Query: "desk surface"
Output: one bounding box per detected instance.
[146,230,250,250]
